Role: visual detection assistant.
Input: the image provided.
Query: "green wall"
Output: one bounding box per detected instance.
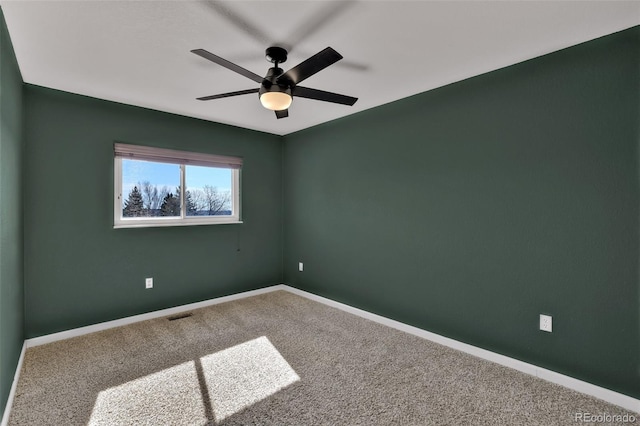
[0,7,23,420]
[24,86,283,338]
[284,27,640,398]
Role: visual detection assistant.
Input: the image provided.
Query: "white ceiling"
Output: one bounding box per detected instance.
[2,1,639,136]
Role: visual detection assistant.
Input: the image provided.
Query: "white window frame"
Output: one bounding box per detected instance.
[114,143,242,229]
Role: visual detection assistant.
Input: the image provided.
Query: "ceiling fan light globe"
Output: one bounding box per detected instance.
[260,92,292,111]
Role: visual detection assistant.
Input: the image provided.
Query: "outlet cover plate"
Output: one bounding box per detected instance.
[298,262,304,272]
[539,314,552,332]
[145,277,153,289]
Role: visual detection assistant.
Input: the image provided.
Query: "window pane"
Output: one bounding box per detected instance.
[185,165,233,217]
[122,159,181,218]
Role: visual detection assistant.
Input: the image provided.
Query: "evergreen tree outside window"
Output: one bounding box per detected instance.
[186,191,198,215]
[160,193,180,216]
[114,143,241,228]
[123,186,144,217]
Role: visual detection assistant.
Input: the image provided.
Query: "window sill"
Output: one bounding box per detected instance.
[114,220,243,229]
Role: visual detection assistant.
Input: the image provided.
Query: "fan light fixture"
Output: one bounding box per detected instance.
[260,91,292,111]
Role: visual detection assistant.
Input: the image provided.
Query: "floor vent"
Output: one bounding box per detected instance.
[167,312,193,321]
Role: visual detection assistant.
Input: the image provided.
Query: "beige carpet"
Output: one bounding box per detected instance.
[8,290,636,425]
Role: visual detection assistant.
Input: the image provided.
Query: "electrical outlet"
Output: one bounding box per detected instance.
[298,262,304,272]
[539,314,552,332]
[145,277,153,289]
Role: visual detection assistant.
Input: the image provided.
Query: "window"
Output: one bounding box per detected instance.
[114,143,242,228]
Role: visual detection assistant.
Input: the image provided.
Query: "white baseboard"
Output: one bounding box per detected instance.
[281,285,640,414]
[1,342,26,426]
[13,283,639,415]
[25,285,287,348]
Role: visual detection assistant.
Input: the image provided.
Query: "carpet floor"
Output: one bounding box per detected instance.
[8,290,636,425]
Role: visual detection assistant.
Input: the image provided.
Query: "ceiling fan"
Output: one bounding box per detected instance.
[192,46,358,119]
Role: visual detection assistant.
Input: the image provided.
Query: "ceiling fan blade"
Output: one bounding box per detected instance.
[275,109,289,119]
[278,47,343,86]
[191,49,263,84]
[293,86,357,106]
[197,88,259,101]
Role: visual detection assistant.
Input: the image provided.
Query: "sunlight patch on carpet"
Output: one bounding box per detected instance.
[88,360,206,425]
[201,336,300,422]
[87,336,298,424]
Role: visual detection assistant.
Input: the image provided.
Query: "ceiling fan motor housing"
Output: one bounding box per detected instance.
[259,67,292,98]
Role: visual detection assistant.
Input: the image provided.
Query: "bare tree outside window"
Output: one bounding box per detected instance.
[203,185,231,215]
[140,181,170,216]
